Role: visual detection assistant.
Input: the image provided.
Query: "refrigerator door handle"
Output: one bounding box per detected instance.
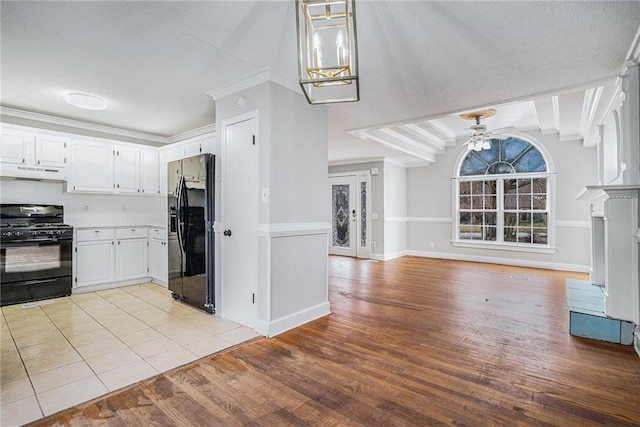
[176,175,186,257]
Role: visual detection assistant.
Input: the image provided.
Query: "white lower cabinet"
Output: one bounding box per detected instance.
[148,228,168,285]
[76,239,115,287]
[75,227,149,290]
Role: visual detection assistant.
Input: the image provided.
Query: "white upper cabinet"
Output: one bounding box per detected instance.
[114,145,140,194]
[69,139,113,193]
[35,135,67,168]
[0,126,68,179]
[141,149,159,194]
[0,129,30,165]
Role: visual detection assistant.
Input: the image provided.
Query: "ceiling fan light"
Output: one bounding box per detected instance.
[65,92,108,110]
[482,139,491,150]
[474,141,483,151]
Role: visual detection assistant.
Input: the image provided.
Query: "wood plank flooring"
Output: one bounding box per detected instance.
[31,256,640,426]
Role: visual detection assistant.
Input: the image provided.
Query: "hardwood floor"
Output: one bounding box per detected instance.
[32,256,640,426]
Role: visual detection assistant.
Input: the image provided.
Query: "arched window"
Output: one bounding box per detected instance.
[454,137,553,249]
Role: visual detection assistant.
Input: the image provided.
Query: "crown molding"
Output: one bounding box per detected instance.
[328,157,385,167]
[168,123,216,144]
[206,67,300,101]
[0,106,170,144]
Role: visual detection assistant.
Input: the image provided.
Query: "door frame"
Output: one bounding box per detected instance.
[220,110,259,324]
[329,170,371,259]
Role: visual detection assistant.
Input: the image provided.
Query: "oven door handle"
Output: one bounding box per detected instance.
[8,278,58,287]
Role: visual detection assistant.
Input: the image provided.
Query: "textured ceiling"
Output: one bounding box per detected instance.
[1,1,639,164]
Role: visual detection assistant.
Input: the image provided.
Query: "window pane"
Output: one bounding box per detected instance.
[484,180,497,195]
[518,178,532,193]
[472,195,483,209]
[460,212,471,225]
[519,212,531,225]
[532,178,546,193]
[533,194,546,209]
[471,212,483,225]
[460,225,474,240]
[484,226,497,241]
[504,179,517,194]
[504,212,517,227]
[517,227,532,243]
[519,194,532,209]
[460,181,471,195]
[533,229,548,244]
[504,195,517,209]
[504,227,517,242]
[460,196,471,209]
[472,181,484,194]
[484,195,497,209]
[532,213,547,228]
[485,212,497,226]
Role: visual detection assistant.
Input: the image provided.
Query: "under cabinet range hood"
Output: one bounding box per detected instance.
[0,163,66,182]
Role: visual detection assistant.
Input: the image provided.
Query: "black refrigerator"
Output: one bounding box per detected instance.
[167,154,215,314]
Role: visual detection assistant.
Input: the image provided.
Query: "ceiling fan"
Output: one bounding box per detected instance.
[460,109,498,151]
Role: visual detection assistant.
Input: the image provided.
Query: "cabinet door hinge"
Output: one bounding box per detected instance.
[252,135,256,146]
[147,267,149,273]
[64,158,67,164]
[75,277,77,283]
[252,293,255,304]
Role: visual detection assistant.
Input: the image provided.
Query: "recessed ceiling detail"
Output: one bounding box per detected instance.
[347,79,619,167]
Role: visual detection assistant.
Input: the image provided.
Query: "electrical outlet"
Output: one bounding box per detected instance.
[372,213,378,220]
[372,241,377,248]
[82,203,89,211]
[429,242,434,249]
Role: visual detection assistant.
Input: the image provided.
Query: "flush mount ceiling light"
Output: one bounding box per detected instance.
[64,92,108,110]
[295,0,359,104]
[460,109,498,151]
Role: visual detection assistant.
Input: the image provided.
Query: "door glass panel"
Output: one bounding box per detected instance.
[332,184,350,247]
[360,181,367,248]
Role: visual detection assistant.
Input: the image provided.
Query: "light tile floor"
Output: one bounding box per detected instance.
[0,283,259,426]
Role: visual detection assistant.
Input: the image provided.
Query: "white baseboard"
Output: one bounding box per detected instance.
[406,250,590,273]
[635,331,640,359]
[72,277,152,294]
[264,302,331,337]
[371,250,408,261]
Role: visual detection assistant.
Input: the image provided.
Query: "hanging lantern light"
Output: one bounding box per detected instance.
[295,0,360,104]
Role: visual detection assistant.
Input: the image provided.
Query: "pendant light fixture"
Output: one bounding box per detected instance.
[295,0,359,104]
[460,109,497,151]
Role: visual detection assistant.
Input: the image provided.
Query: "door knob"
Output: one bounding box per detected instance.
[223,229,232,237]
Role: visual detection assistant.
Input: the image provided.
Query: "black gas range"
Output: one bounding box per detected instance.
[0,204,73,306]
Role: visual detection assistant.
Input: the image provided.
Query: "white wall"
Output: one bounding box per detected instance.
[383,161,407,257]
[215,80,330,337]
[0,179,165,227]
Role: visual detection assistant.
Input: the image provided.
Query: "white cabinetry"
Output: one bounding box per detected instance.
[75,227,149,291]
[141,149,159,194]
[114,145,140,194]
[0,127,68,179]
[69,140,113,192]
[76,229,116,287]
[148,227,167,285]
[115,227,148,281]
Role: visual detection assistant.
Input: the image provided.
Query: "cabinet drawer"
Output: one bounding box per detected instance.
[77,228,115,241]
[115,227,148,239]
[149,227,166,240]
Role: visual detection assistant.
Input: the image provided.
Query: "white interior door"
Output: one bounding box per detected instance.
[329,176,357,257]
[221,115,258,328]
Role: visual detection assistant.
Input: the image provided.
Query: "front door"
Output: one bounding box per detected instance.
[329,176,358,257]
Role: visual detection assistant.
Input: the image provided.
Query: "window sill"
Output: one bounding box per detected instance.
[450,240,557,254]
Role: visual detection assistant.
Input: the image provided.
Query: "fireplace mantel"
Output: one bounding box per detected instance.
[576,184,640,201]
